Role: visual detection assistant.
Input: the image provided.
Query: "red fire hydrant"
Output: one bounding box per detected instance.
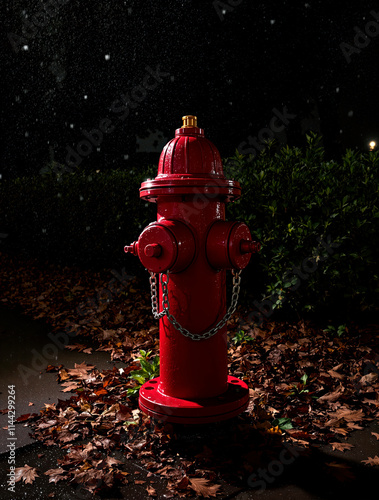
[125,116,260,423]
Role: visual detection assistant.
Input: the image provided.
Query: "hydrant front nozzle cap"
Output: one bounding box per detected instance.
[144,243,162,258]
[182,115,197,128]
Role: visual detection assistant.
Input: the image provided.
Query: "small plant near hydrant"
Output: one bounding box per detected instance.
[231,329,255,345]
[323,324,347,338]
[127,350,160,397]
[271,417,294,431]
[289,374,310,396]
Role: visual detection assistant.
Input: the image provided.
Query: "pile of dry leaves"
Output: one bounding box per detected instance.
[1,252,379,497]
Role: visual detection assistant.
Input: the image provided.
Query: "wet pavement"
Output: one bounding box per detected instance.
[0,305,378,499]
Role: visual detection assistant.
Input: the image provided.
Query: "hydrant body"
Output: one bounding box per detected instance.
[125,116,259,423]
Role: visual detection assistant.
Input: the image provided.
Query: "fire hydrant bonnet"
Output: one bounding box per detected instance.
[140,116,241,202]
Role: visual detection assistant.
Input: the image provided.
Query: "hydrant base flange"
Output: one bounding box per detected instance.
[139,376,249,424]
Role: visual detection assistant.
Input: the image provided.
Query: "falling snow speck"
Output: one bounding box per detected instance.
[84,95,88,99]
[105,54,110,60]
[80,195,84,201]
[124,154,129,160]
[70,124,74,128]
[25,132,29,137]
[270,20,276,25]
[23,45,29,51]
[336,87,340,93]
[86,226,90,231]
[348,111,354,117]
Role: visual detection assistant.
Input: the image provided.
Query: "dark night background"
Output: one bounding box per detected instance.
[1,0,378,179]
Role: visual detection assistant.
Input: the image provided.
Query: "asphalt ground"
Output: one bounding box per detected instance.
[0,305,378,500]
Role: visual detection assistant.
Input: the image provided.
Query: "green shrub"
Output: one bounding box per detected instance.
[0,166,156,271]
[224,133,379,315]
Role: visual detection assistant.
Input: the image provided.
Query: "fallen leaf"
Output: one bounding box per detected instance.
[361,456,379,466]
[146,485,157,497]
[14,464,39,484]
[28,402,34,406]
[66,362,95,380]
[189,477,221,498]
[106,456,123,467]
[359,372,378,386]
[61,381,79,393]
[327,369,345,381]
[44,468,66,483]
[330,442,354,452]
[318,386,344,402]
[371,432,379,440]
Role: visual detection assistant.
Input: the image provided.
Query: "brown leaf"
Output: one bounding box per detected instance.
[44,468,66,483]
[66,362,95,380]
[327,369,345,381]
[16,413,37,422]
[330,442,354,452]
[359,372,379,386]
[14,464,39,484]
[61,381,79,393]
[188,477,221,498]
[58,369,70,381]
[58,430,80,443]
[318,385,344,402]
[361,455,379,466]
[176,475,190,490]
[334,408,364,422]
[371,432,379,440]
[135,480,146,485]
[106,456,123,468]
[146,485,157,497]
[94,388,108,396]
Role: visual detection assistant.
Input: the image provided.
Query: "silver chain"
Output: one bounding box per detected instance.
[148,268,242,341]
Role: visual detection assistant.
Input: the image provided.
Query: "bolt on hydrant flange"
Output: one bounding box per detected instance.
[125,115,260,424]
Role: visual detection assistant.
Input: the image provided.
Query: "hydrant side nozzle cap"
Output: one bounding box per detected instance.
[181,115,197,128]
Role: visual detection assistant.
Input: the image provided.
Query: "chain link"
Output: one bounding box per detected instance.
[148,268,242,341]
